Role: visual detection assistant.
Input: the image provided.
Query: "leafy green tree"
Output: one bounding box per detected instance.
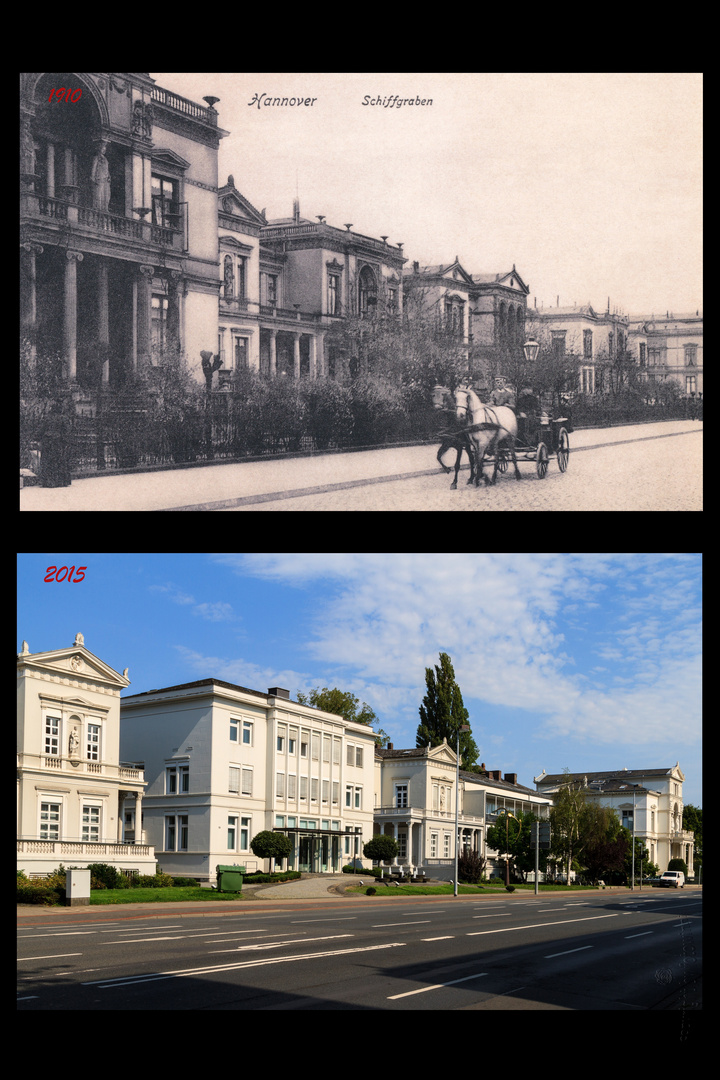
[250,830,293,871]
[580,809,630,883]
[296,686,390,746]
[682,804,702,878]
[363,834,399,863]
[416,652,479,769]
[549,770,591,883]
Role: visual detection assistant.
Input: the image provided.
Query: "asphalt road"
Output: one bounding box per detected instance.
[17,889,701,1011]
[222,427,702,511]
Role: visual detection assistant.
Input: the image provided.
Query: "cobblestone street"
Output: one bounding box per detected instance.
[20,420,702,512]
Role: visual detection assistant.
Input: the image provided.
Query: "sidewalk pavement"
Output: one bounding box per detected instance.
[20,420,701,512]
[19,877,690,921]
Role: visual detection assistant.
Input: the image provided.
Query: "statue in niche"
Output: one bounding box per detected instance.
[91,143,111,211]
[69,727,79,757]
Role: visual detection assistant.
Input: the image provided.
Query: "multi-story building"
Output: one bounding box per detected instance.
[534,766,694,875]
[17,634,155,877]
[627,311,703,398]
[217,180,407,383]
[119,680,377,881]
[528,303,630,395]
[402,260,529,375]
[20,72,226,389]
[374,743,552,880]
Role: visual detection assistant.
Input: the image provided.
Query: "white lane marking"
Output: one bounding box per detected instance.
[371,920,432,928]
[467,913,624,936]
[545,945,594,958]
[18,952,82,961]
[210,934,353,953]
[83,942,407,989]
[421,936,455,942]
[625,932,653,939]
[388,972,488,1000]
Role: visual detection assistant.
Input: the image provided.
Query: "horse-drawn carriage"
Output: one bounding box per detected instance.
[434,383,571,486]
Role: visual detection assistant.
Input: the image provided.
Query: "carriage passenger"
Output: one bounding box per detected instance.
[490,377,515,408]
[517,385,539,446]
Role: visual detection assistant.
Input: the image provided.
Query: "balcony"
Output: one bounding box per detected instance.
[21,191,184,254]
[18,838,152,858]
[18,752,144,785]
[376,805,484,823]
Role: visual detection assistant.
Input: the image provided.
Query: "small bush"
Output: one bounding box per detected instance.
[506,884,516,892]
[17,869,66,906]
[366,886,377,895]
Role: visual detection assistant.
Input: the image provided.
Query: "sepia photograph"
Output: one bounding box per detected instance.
[20,73,702,511]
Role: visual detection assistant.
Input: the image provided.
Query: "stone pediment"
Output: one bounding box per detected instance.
[426,742,458,766]
[18,640,129,690]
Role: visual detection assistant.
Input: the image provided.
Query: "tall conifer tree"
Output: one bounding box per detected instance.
[416,652,479,770]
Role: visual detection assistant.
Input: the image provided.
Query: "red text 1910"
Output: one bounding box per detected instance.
[45,566,87,582]
[48,88,82,103]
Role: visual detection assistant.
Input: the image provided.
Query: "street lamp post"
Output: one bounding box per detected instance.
[454,725,471,897]
[523,339,540,365]
[497,809,520,887]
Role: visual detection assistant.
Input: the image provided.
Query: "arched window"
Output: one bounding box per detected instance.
[358,265,377,315]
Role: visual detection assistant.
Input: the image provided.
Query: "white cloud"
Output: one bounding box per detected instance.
[150,583,236,623]
[210,553,702,751]
[174,646,309,696]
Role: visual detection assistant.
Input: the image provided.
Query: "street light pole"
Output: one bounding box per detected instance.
[454,725,471,898]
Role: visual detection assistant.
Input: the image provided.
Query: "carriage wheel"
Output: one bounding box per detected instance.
[536,442,549,479]
[557,427,570,472]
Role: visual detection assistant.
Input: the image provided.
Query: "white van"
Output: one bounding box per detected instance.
[659,870,685,888]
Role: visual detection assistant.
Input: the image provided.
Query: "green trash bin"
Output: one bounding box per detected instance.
[216,864,245,892]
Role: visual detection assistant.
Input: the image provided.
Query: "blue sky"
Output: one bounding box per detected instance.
[17,553,702,806]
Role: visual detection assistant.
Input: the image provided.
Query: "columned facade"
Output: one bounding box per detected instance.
[20,72,225,392]
[17,634,155,877]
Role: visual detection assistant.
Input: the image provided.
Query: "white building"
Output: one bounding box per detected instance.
[119,680,377,881]
[374,743,552,881]
[17,634,155,877]
[534,765,694,876]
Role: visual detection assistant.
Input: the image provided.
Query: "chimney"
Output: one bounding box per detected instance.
[268,687,290,699]
[387,742,394,750]
[491,770,502,781]
[505,773,518,786]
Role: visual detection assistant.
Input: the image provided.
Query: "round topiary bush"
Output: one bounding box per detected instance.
[366,886,377,895]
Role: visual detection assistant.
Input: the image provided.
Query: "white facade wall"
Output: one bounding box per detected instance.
[17,636,156,877]
[120,681,377,881]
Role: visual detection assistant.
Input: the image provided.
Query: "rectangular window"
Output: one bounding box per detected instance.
[82,805,100,842]
[396,784,408,808]
[151,294,168,351]
[242,720,253,746]
[328,274,340,315]
[241,768,253,796]
[229,767,240,793]
[45,716,60,756]
[87,724,100,761]
[430,832,438,858]
[151,174,178,228]
[234,336,249,370]
[40,801,61,840]
[228,815,237,850]
[240,817,251,850]
[166,765,188,794]
[276,772,285,798]
[230,718,239,742]
[165,815,188,851]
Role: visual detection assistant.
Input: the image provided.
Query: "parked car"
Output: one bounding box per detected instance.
[658,870,685,888]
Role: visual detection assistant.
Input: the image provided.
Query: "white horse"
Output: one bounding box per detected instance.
[454,386,522,486]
